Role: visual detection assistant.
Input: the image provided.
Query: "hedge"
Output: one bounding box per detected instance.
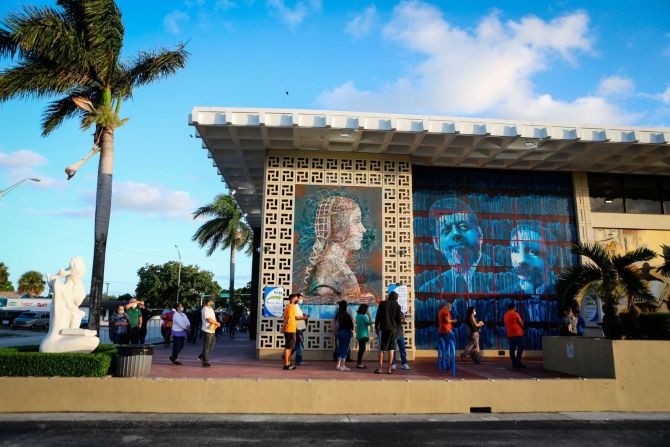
[0,344,117,377]
[621,313,670,340]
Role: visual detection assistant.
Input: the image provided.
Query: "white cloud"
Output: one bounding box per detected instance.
[0,149,46,169]
[163,10,189,34]
[25,207,95,219]
[267,0,321,27]
[345,6,377,38]
[0,149,66,190]
[597,76,635,97]
[112,181,197,220]
[319,1,636,125]
[659,86,670,105]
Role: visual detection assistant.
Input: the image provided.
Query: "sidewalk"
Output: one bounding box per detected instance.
[151,335,573,381]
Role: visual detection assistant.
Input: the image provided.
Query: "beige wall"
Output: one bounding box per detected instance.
[2,341,669,414]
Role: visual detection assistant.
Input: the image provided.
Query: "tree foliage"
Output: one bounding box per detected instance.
[0,262,12,291]
[192,194,253,256]
[135,261,220,309]
[17,270,45,296]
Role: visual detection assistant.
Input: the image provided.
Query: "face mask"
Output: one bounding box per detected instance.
[117,310,124,314]
[178,307,183,312]
[298,299,304,305]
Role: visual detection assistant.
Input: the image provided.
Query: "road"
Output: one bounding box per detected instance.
[0,329,45,348]
[0,415,668,446]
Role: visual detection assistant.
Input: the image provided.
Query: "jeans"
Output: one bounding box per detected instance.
[336,329,352,360]
[172,336,186,359]
[357,337,368,364]
[200,332,216,362]
[295,330,305,363]
[508,336,524,366]
[392,333,408,366]
[129,326,141,344]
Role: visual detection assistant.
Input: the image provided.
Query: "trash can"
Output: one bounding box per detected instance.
[113,345,154,377]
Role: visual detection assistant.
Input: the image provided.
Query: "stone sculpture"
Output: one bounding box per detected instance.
[39,256,100,353]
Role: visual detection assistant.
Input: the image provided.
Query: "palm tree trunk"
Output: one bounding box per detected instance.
[230,243,236,305]
[88,128,114,333]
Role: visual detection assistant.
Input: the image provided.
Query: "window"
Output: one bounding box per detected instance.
[588,173,667,215]
[588,173,624,213]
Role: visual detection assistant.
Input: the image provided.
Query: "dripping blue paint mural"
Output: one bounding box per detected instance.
[413,167,578,351]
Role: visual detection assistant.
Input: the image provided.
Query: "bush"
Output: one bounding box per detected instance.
[621,313,670,340]
[0,344,117,377]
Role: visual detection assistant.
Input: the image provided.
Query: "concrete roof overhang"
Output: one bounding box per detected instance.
[189,107,670,227]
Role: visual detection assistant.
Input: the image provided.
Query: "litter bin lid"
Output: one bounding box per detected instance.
[116,344,154,356]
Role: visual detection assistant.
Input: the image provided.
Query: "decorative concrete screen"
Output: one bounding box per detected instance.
[258,151,414,355]
[413,166,578,351]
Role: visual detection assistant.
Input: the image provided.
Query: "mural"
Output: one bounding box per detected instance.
[413,166,578,350]
[594,228,670,311]
[293,185,383,319]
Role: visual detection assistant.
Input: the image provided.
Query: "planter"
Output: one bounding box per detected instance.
[113,344,153,377]
[542,336,615,378]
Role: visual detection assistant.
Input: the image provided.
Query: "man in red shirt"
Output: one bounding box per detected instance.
[437,302,457,347]
[503,303,525,368]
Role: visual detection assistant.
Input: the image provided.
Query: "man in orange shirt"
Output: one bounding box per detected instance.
[438,302,457,347]
[503,303,525,368]
[282,293,300,370]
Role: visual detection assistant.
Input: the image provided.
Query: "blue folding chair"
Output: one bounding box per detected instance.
[437,337,456,377]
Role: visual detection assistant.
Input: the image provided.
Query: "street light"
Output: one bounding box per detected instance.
[0,177,40,200]
[175,244,182,304]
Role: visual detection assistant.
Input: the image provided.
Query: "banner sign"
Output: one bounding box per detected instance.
[388,284,408,314]
[262,286,285,318]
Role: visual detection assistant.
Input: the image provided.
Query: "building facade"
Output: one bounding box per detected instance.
[190,107,670,359]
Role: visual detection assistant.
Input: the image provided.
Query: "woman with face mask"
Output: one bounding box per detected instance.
[110,305,129,345]
[462,306,484,364]
[170,303,190,365]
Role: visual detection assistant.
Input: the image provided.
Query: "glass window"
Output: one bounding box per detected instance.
[624,175,662,214]
[588,173,624,213]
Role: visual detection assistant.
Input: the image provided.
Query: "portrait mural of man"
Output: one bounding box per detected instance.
[293,185,382,318]
[413,166,577,351]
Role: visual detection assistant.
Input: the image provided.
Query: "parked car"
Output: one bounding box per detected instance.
[11,312,49,329]
[31,317,50,331]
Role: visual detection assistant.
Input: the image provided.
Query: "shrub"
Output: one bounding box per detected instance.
[0,344,117,377]
[621,313,670,340]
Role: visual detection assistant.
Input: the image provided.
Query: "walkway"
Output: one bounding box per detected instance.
[150,335,573,380]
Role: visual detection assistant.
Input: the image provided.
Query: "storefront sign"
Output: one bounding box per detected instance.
[262,286,285,318]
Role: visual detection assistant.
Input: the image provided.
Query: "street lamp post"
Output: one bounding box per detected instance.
[175,244,182,304]
[0,178,41,200]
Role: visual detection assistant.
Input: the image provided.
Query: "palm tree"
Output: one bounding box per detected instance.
[655,244,670,278]
[556,242,656,339]
[18,271,45,296]
[0,262,13,291]
[0,1,188,331]
[192,194,253,304]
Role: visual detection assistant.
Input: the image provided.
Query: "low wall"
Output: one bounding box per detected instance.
[2,339,669,414]
[542,337,616,378]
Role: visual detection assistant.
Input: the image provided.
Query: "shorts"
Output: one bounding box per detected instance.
[283,332,296,350]
[378,330,397,352]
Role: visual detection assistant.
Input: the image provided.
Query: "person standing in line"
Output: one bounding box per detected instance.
[560,307,578,336]
[160,305,174,346]
[187,307,201,344]
[124,298,143,345]
[503,303,525,368]
[392,313,411,371]
[355,303,373,369]
[282,293,300,370]
[461,306,484,364]
[110,304,129,345]
[198,297,220,368]
[375,291,402,374]
[438,302,458,347]
[334,300,354,371]
[293,293,309,366]
[170,302,190,365]
[138,300,152,344]
[575,308,586,336]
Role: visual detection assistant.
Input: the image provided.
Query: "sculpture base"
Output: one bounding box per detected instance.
[40,329,100,354]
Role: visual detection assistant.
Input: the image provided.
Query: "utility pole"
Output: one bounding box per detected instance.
[105,282,110,297]
[175,244,182,303]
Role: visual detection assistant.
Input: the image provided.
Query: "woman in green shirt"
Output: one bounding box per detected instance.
[355,304,373,369]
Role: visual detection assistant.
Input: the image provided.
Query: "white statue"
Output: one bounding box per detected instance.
[40,256,100,353]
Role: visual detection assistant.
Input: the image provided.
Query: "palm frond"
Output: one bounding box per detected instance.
[573,242,613,271]
[0,26,16,58]
[655,244,670,278]
[41,88,98,136]
[617,266,656,307]
[81,0,123,81]
[0,56,90,102]
[613,247,656,270]
[125,44,189,92]
[556,263,604,308]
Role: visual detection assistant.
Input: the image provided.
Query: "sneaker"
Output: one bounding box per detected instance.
[336,365,343,371]
[169,356,177,365]
[401,364,411,370]
[197,354,204,363]
[341,366,351,371]
[283,364,296,370]
[202,362,212,368]
[356,364,367,369]
[391,364,397,370]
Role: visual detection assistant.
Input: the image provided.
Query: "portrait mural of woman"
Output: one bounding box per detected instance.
[293,185,382,318]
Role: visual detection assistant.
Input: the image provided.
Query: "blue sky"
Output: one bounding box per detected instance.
[1,0,669,296]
